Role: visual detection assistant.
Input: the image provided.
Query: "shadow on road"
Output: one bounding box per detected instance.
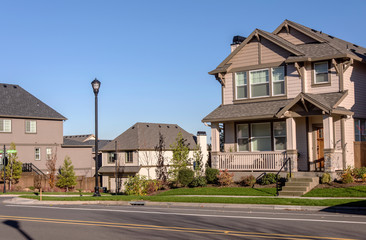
[321,200,366,215]
[3,220,33,240]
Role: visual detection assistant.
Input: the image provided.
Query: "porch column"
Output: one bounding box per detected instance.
[323,115,335,172]
[211,122,220,169]
[286,117,298,172]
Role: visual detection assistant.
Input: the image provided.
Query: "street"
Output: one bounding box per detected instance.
[0,197,365,239]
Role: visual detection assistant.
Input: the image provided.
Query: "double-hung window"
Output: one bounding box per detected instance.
[236,72,247,99]
[251,123,271,151]
[273,122,286,150]
[126,151,133,163]
[237,124,249,151]
[250,69,269,98]
[26,120,37,133]
[35,148,41,161]
[46,147,52,160]
[272,66,285,96]
[314,62,329,83]
[108,152,116,163]
[355,119,366,141]
[0,119,11,132]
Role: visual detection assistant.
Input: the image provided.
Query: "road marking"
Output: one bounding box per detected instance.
[0,215,357,240]
[7,204,366,226]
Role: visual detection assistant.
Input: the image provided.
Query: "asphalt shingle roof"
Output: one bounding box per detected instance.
[0,83,66,120]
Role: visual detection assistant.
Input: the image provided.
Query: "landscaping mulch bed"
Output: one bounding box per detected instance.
[314,181,366,189]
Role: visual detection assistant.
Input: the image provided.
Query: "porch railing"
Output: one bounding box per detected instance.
[215,152,286,171]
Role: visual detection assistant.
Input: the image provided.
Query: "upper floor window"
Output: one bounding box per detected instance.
[0,119,11,132]
[272,66,285,96]
[25,120,37,133]
[126,151,133,163]
[250,69,269,98]
[355,119,366,141]
[235,72,247,99]
[108,152,116,163]
[314,62,329,83]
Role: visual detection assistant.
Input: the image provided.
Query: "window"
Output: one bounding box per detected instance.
[272,66,285,96]
[273,122,286,150]
[355,119,366,141]
[35,148,40,161]
[126,151,133,163]
[26,120,37,133]
[236,72,247,99]
[237,124,249,151]
[108,152,116,163]
[251,123,271,151]
[250,69,269,98]
[314,62,329,83]
[0,119,11,132]
[46,147,52,160]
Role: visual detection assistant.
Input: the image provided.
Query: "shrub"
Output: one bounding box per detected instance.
[259,173,277,185]
[321,173,331,184]
[205,167,219,184]
[341,167,354,184]
[145,179,161,195]
[189,176,207,188]
[178,168,195,187]
[353,167,366,179]
[217,169,234,186]
[240,175,256,186]
[124,175,148,196]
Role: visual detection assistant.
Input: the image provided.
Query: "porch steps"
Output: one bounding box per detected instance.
[278,177,319,197]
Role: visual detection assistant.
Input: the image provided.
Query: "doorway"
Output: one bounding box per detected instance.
[315,127,324,171]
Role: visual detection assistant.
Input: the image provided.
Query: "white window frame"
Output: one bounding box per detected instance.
[237,124,249,152]
[251,122,271,152]
[46,147,52,160]
[35,148,41,161]
[108,152,116,163]
[273,122,287,151]
[25,120,37,133]
[126,151,133,163]
[249,69,270,98]
[235,72,247,100]
[0,119,11,133]
[314,61,329,84]
[272,66,285,96]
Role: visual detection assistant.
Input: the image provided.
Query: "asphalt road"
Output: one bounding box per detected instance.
[0,197,366,239]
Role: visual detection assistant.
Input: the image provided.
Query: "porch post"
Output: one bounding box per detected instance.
[286,117,298,172]
[323,115,335,172]
[211,122,220,169]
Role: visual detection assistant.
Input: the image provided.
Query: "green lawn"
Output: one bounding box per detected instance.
[157,187,276,196]
[304,185,366,197]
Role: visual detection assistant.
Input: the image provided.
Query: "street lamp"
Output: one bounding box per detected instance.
[91,78,101,197]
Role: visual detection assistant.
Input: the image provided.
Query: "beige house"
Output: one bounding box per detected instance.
[203,20,366,176]
[0,83,94,177]
[100,122,208,192]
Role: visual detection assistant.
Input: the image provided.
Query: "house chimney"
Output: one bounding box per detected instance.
[231,35,246,52]
[197,131,208,171]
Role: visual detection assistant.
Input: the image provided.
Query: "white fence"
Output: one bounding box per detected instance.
[214,152,286,171]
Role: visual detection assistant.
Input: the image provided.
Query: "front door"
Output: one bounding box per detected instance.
[315,127,324,171]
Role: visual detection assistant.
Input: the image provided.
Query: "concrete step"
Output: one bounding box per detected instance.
[288,177,318,183]
[278,191,304,197]
[285,182,310,187]
[281,186,308,192]
[278,176,319,196]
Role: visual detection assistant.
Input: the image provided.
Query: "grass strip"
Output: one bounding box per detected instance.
[304,185,366,197]
[20,195,366,207]
[157,187,276,196]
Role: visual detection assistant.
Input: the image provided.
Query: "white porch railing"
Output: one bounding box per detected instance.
[214,152,286,171]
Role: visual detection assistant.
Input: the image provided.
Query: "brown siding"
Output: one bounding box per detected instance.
[229,39,259,68]
[339,65,355,109]
[306,63,339,94]
[296,117,308,171]
[287,64,302,98]
[223,73,234,105]
[349,62,366,118]
[354,142,366,168]
[260,38,291,64]
[224,122,235,152]
[277,27,316,45]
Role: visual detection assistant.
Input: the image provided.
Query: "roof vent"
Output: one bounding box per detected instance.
[175,126,178,128]
[3,85,7,88]
[132,127,135,129]
[328,35,334,39]
[167,126,170,128]
[13,85,17,89]
[159,125,161,128]
[353,44,359,48]
[197,131,207,136]
[232,35,246,45]
[311,29,317,32]
[146,125,149,127]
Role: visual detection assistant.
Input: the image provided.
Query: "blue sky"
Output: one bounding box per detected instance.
[1,0,366,140]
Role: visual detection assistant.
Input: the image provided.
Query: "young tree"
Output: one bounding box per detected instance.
[193,144,203,177]
[56,156,77,192]
[155,132,167,182]
[169,132,190,182]
[46,147,57,190]
[2,142,22,190]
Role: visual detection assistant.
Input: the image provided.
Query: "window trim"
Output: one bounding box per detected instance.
[125,151,133,163]
[108,152,116,164]
[273,121,287,151]
[251,122,272,152]
[235,72,248,100]
[25,120,37,134]
[0,119,11,133]
[312,61,331,85]
[249,68,270,99]
[46,147,52,160]
[35,148,41,161]
[236,124,249,152]
[271,66,286,96]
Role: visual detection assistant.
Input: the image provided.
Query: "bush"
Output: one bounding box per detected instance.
[341,171,354,184]
[124,175,148,196]
[259,173,277,185]
[205,167,219,184]
[240,175,256,186]
[189,176,207,188]
[178,168,195,187]
[145,180,161,195]
[321,173,331,184]
[353,167,366,179]
[217,169,234,186]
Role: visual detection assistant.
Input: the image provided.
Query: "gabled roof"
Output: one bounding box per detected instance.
[101,122,197,151]
[0,83,66,120]
[64,134,95,142]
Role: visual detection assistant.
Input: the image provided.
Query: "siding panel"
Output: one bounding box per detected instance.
[306,63,339,94]
[287,64,302,98]
[296,118,308,171]
[223,73,233,105]
[277,27,316,45]
[260,38,291,64]
[229,39,259,68]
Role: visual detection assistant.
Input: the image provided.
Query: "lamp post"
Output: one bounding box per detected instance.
[91,78,101,197]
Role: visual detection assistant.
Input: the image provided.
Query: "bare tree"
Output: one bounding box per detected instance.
[155,132,167,182]
[46,147,57,191]
[140,151,153,179]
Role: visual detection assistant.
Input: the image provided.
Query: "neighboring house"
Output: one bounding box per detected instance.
[100,122,207,192]
[0,83,94,177]
[203,20,366,176]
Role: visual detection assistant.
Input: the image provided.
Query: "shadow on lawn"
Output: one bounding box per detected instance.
[321,200,366,215]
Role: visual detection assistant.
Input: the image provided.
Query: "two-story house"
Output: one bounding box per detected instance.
[203,20,366,177]
[0,83,94,177]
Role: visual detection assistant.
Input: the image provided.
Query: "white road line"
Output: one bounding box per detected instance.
[6,204,366,225]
